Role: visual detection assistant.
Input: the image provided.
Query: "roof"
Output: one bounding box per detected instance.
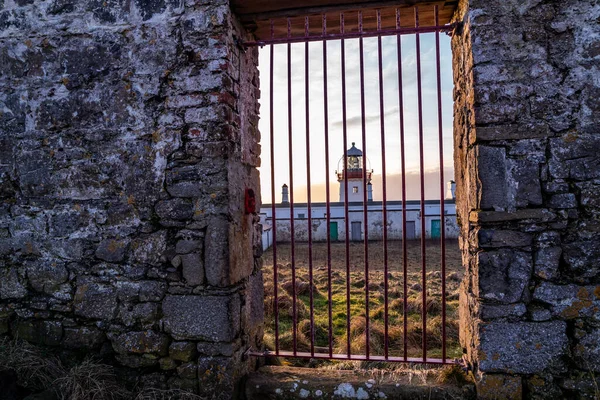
[347,142,363,157]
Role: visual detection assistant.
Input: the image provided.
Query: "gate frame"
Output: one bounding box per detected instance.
[247,5,457,365]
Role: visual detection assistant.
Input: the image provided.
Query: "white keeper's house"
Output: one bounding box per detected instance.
[259,143,458,250]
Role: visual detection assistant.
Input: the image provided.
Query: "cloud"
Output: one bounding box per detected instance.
[331,106,400,129]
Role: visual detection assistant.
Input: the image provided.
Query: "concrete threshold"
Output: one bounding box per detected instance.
[244,366,475,399]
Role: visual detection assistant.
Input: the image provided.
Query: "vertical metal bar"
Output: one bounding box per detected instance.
[340,12,352,358]
[269,19,279,356]
[323,14,334,358]
[287,17,298,356]
[434,5,447,363]
[414,6,427,362]
[376,9,390,360]
[305,15,315,357]
[358,10,370,359]
[396,8,409,362]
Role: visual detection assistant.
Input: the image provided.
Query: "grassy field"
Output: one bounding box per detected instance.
[262,240,463,361]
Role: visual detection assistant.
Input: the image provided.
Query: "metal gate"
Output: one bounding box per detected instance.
[248,5,455,364]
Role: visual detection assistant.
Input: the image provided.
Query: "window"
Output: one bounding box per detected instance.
[352,186,359,193]
[298,213,305,219]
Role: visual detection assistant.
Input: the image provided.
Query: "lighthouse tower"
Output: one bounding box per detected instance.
[336,142,373,202]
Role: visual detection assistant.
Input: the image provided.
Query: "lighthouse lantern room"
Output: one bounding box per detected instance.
[336,142,373,203]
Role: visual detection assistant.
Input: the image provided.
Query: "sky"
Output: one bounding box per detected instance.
[257,32,454,204]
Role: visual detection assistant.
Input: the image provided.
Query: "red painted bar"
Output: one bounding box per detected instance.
[269,20,280,356]
[304,15,316,357]
[251,350,454,364]
[376,10,390,359]
[322,14,334,358]
[396,8,409,362]
[414,7,427,362]
[358,10,371,359]
[434,5,448,363]
[340,12,352,358]
[245,24,454,47]
[286,17,298,356]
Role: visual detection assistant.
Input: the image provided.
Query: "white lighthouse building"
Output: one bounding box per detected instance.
[259,142,459,247]
[336,142,373,203]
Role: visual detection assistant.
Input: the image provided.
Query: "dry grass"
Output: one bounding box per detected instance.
[0,337,64,391]
[0,338,203,400]
[262,240,463,361]
[55,359,130,400]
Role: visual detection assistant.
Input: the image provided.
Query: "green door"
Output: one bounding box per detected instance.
[431,219,441,239]
[330,222,338,241]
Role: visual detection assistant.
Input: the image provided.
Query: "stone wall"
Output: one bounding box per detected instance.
[0,0,262,397]
[453,0,600,398]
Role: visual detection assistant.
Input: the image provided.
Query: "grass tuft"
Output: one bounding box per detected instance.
[55,359,130,400]
[436,364,472,386]
[0,338,203,399]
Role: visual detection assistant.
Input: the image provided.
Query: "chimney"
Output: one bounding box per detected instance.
[281,184,289,204]
[445,180,456,200]
[367,182,373,202]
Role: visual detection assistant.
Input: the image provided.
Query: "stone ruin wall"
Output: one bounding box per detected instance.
[1,0,600,398]
[453,0,600,398]
[0,0,263,397]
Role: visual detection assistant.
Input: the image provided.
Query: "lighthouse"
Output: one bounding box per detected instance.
[336,142,373,202]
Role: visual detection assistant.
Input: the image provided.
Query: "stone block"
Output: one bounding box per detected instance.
[534,247,562,280]
[0,267,27,300]
[176,239,201,254]
[198,356,237,399]
[12,320,63,346]
[507,158,543,208]
[533,282,600,320]
[548,193,577,209]
[74,283,118,320]
[116,354,159,368]
[116,281,141,302]
[472,209,556,223]
[478,321,567,374]
[528,307,552,322]
[131,231,167,266]
[562,239,600,281]
[95,239,129,262]
[549,134,600,180]
[476,374,522,400]
[167,181,203,198]
[197,340,240,357]
[162,294,240,342]
[181,253,204,286]
[477,250,532,304]
[169,341,198,362]
[575,328,600,372]
[159,357,178,370]
[25,260,68,293]
[155,198,194,221]
[138,280,167,302]
[111,330,170,356]
[63,326,105,349]
[477,146,508,210]
[480,303,526,320]
[204,217,230,287]
[478,230,532,248]
[177,362,198,379]
[243,269,264,349]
